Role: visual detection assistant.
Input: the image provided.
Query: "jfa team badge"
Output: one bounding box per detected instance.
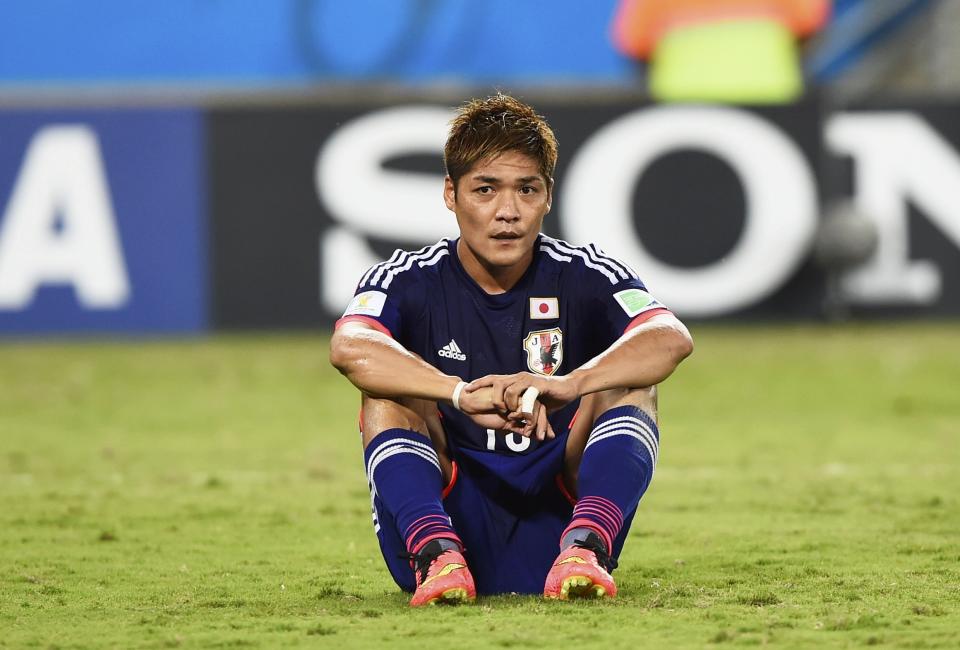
[523,328,563,376]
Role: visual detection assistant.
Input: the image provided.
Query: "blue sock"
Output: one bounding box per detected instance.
[562,405,658,553]
[364,428,462,555]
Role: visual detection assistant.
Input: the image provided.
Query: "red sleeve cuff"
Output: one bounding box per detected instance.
[334,315,394,338]
[623,307,673,334]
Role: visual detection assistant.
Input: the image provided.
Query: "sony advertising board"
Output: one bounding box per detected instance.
[0,109,206,335]
[209,99,960,328]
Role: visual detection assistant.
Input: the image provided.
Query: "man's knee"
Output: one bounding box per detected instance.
[360,395,433,448]
[361,395,454,484]
[588,385,657,422]
[563,386,657,494]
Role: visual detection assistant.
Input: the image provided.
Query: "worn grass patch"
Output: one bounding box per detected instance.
[1,324,958,648]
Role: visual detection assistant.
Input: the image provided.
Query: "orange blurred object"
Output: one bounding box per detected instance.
[613,0,831,60]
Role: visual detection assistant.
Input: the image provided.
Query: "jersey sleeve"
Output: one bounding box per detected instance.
[334,254,420,339]
[578,245,673,344]
[603,279,672,335]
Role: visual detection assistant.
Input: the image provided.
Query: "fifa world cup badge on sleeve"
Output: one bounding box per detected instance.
[343,290,387,317]
[523,328,563,376]
[613,289,660,317]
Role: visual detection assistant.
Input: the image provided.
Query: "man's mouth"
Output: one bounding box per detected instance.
[491,232,523,240]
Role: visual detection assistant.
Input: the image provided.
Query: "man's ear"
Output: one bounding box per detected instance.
[443,176,457,212]
[545,177,554,213]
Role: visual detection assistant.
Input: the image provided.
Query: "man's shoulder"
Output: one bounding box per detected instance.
[537,235,639,286]
[357,239,452,292]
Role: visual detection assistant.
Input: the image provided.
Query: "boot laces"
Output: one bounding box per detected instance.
[573,532,618,573]
[400,540,448,586]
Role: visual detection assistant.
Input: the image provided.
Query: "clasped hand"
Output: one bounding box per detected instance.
[455,372,580,441]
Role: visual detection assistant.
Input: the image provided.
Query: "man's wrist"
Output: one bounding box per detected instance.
[451,380,468,411]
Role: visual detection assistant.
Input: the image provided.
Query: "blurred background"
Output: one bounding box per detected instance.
[1,0,958,336]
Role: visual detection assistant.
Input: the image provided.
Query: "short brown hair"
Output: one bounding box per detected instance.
[444,93,558,191]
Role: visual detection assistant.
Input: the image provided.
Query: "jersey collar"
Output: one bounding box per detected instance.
[448,235,542,308]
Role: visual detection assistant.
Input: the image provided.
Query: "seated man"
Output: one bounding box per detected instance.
[329,94,693,606]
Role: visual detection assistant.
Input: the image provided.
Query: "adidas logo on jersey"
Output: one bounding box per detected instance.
[438,339,467,361]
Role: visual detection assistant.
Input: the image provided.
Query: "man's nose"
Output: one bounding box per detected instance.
[496,193,520,221]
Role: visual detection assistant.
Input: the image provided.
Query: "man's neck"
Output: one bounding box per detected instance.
[456,240,533,295]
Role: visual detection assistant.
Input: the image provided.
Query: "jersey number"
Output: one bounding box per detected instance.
[486,429,531,453]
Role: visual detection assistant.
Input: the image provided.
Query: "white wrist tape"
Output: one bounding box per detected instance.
[520,386,540,415]
[451,381,468,411]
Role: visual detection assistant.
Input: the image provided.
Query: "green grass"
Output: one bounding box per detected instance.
[1,324,958,648]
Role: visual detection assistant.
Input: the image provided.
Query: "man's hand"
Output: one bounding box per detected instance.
[467,372,582,413]
[456,385,536,436]
[462,373,582,440]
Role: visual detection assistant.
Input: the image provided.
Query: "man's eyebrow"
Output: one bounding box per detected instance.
[470,175,545,184]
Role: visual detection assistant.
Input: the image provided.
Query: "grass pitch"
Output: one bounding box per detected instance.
[1,324,958,648]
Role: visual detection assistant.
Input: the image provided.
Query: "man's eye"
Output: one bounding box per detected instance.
[475,186,493,194]
[520,186,537,195]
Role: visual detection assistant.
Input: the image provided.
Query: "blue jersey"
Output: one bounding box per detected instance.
[338,235,669,492]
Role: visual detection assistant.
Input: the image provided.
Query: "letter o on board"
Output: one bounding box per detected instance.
[560,106,818,317]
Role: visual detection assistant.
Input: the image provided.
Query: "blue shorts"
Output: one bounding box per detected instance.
[371,418,637,595]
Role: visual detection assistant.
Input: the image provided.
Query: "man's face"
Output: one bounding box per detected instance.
[444,150,552,274]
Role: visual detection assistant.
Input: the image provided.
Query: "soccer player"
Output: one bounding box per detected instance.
[329,94,693,606]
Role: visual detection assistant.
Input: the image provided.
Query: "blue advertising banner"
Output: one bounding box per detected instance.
[0,1,630,85]
[0,109,206,335]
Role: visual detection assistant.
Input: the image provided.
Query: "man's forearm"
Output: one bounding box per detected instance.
[567,315,693,396]
[330,325,461,402]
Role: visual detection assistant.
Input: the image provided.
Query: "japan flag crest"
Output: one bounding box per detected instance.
[523,328,563,376]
